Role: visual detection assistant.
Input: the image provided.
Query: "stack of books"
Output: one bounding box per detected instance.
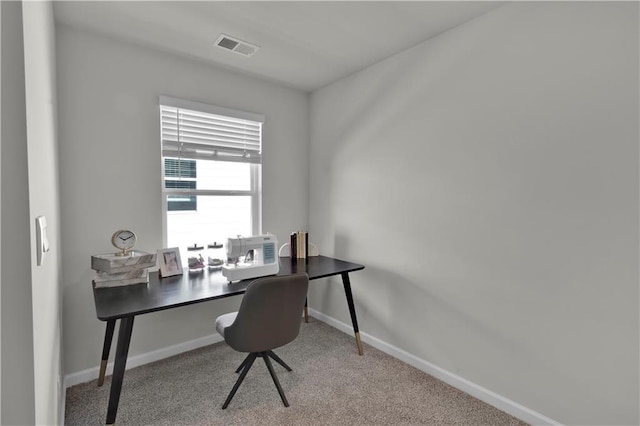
[91,251,157,288]
[289,231,309,260]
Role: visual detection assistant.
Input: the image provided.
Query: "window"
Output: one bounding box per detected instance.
[159,96,265,256]
[165,159,197,211]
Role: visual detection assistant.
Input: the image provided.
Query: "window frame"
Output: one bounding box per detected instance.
[159,97,263,248]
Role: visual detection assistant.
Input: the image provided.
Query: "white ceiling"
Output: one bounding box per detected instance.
[53,1,504,92]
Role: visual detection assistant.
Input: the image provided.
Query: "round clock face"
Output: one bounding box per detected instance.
[112,230,137,253]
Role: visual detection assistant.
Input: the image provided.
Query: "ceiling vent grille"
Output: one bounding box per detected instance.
[214,34,259,57]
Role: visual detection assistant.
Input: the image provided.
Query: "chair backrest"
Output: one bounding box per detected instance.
[224,273,309,353]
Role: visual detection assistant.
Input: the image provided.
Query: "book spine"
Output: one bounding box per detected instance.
[291,232,297,260]
[290,231,312,261]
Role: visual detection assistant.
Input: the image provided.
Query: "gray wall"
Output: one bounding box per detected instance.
[56,24,309,374]
[1,2,63,424]
[0,2,2,419]
[0,7,2,421]
[309,2,638,425]
[22,1,63,423]
[1,2,35,424]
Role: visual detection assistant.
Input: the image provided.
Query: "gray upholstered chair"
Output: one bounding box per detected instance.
[215,273,309,409]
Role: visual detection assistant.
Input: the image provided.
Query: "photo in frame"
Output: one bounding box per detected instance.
[158,247,183,277]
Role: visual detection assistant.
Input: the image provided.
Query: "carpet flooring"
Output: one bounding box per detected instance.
[65,319,528,425]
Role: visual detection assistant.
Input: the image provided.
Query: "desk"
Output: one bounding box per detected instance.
[92,255,364,424]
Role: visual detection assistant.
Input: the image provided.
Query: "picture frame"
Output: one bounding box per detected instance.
[158,247,183,277]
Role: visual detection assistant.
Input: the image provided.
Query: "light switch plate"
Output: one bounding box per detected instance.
[36,216,50,266]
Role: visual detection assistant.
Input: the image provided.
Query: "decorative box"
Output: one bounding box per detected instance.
[91,251,157,274]
[93,268,149,288]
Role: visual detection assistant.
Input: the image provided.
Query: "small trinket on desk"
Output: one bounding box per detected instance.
[187,244,205,272]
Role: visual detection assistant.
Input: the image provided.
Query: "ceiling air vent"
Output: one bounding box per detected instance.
[214,34,260,57]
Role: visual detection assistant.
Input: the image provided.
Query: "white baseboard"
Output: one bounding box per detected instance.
[308,308,561,426]
[59,382,67,425]
[63,311,559,426]
[63,333,224,388]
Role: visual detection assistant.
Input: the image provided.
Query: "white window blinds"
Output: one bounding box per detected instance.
[160,96,264,164]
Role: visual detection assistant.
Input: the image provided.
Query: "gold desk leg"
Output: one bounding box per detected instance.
[355,332,364,356]
[304,306,309,323]
[98,359,108,386]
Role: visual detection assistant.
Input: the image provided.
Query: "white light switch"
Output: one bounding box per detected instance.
[36,216,50,266]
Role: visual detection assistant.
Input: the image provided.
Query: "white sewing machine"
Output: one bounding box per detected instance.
[222,234,279,282]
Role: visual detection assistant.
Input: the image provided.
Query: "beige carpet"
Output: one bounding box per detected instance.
[65,319,528,425]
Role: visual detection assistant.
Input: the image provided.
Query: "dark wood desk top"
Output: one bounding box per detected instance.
[93,255,364,321]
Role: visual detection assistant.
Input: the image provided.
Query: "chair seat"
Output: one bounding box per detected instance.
[215,312,238,337]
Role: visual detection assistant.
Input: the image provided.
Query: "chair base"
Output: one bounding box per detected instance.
[222,351,292,409]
